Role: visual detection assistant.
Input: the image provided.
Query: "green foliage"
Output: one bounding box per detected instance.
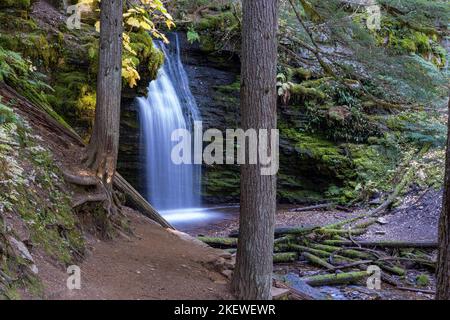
[128,31,164,80]
[0,45,70,129]
[120,0,174,87]
[45,71,96,131]
[282,0,448,107]
[0,98,17,125]
[192,9,240,53]
[187,27,201,44]
[0,0,30,9]
[415,274,430,287]
[386,111,446,147]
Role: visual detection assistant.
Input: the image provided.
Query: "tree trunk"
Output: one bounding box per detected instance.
[85,0,123,188]
[437,97,450,300]
[231,0,278,300]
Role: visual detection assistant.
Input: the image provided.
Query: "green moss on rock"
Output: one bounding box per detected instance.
[0,0,30,9]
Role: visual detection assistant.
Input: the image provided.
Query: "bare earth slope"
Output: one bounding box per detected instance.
[38,209,233,300]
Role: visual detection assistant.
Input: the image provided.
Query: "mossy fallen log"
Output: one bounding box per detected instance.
[289,203,332,212]
[316,228,367,236]
[353,218,378,229]
[365,144,430,217]
[197,237,238,248]
[277,243,353,265]
[321,240,438,249]
[302,252,334,269]
[374,262,406,276]
[229,226,319,238]
[300,271,368,287]
[273,252,299,263]
[275,226,320,236]
[277,243,329,258]
[324,215,366,229]
[309,244,374,260]
[274,235,296,245]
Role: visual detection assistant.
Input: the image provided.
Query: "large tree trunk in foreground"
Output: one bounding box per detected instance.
[85,0,123,187]
[437,97,450,300]
[231,0,278,300]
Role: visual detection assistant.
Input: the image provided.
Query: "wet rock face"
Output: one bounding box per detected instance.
[117,93,145,196]
[179,34,242,204]
[178,35,241,132]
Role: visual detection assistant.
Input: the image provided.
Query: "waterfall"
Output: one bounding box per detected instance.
[137,35,202,212]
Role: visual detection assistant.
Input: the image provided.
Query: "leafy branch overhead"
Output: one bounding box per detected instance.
[88,0,175,88]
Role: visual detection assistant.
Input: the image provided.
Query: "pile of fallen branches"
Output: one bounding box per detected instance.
[198,216,437,290]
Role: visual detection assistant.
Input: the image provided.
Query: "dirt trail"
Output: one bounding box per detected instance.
[36,209,233,300]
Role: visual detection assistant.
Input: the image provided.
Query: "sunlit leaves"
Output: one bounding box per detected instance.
[126,17,141,28]
[91,0,174,88]
[122,33,137,55]
[122,58,141,88]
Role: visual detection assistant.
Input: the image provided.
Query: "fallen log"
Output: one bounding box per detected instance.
[303,252,334,269]
[321,240,438,249]
[114,174,173,229]
[273,252,298,263]
[310,260,373,274]
[229,226,319,238]
[375,262,406,276]
[316,243,406,276]
[275,226,320,236]
[301,271,368,287]
[289,203,332,212]
[274,235,296,245]
[277,243,353,265]
[310,244,374,260]
[277,243,329,258]
[353,218,378,229]
[197,237,238,248]
[324,215,366,229]
[281,274,329,300]
[317,228,367,236]
[366,144,430,217]
[396,286,435,294]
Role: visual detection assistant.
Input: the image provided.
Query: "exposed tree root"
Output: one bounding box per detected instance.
[62,170,99,187]
[72,193,108,208]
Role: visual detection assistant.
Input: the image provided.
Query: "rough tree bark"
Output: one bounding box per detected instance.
[437,96,450,300]
[85,0,123,190]
[231,0,279,300]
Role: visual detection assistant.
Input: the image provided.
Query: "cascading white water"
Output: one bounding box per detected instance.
[137,35,202,212]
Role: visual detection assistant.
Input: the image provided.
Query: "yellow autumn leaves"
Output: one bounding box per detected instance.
[93,0,175,88]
